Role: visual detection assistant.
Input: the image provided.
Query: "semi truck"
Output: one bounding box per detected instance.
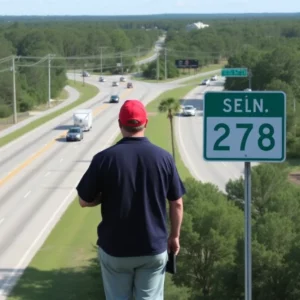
[73,109,93,131]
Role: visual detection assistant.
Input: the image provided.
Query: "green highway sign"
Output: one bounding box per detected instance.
[221,68,248,77]
[203,91,286,162]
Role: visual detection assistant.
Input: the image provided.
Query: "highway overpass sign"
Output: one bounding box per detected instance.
[221,68,248,77]
[203,91,286,162]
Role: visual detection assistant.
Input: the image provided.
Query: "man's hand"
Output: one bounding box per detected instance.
[79,193,102,208]
[168,236,180,255]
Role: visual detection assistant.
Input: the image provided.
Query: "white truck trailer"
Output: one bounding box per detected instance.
[73,109,93,131]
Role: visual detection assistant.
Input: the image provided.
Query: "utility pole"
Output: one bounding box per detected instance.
[48,54,55,108]
[82,64,85,86]
[164,47,167,80]
[156,51,160,81]
[120,52,123,75]
[137,46,141,73]
[12,55,17,124]
[100,47,103,75]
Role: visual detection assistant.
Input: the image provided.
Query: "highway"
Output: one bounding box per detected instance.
[175,79,245,192]
[0,69,223,299]
[0,74,175,299]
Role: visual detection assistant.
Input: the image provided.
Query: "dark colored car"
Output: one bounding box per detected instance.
[112,81,119,86]
[66,126,83,142]
[110,95,120,103]
[127,82,133,88]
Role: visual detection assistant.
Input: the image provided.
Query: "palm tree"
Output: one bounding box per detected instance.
[158,97,180,163]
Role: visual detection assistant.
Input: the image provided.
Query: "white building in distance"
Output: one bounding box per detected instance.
[186,22,209,31]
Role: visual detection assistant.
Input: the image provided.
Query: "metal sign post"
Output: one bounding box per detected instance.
[203,90,286,300]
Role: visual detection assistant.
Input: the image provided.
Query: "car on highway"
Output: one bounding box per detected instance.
[99,76,106,82]
[127,82,133,88]
[120,76,126,82]
[201,79,210,85]
[244,88,252,91]
[110,95,120,103]
[66,126,83,142]
[182,105,196,116]
[112,81,119,86]
[82,71,90,77]
[211,75,218,81]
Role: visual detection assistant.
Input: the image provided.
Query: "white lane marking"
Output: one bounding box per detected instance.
[0,218,4,226]
[0,186,78,296]
[103,128,121,149]
[59,158,64,163]
[24,191,31,198]
[44,171,51,177]
[177,95,202,181]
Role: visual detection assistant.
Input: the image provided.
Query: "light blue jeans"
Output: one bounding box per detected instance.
[98,247,168,300]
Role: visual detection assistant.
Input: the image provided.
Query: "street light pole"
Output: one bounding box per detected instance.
[12,55,17,124]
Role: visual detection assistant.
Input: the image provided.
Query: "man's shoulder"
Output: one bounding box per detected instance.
[93,140,174,162]
[93,144,119,160]
[148,143,173,159]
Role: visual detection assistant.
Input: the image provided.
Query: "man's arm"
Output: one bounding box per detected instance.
[76,155,103,208]
[169,198,183,238]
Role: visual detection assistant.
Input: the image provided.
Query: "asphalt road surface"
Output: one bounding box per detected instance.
[175,79,245,192]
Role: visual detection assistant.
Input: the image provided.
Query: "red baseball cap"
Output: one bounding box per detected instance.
[119,100,147,127]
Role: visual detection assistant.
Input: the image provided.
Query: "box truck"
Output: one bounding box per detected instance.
[73,109,93,131]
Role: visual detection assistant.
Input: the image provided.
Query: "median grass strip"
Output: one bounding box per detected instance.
[8,85,194,300]
[0,81,99,148]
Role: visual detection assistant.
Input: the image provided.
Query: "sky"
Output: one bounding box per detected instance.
[0,0,299,15]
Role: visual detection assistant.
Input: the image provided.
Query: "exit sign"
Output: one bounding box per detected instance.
[221,68,248,77]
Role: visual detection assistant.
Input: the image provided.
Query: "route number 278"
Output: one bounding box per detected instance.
[213,123,275,151]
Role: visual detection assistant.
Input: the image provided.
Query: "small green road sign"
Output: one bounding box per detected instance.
[203,91,286,162]
[221,68,248,77]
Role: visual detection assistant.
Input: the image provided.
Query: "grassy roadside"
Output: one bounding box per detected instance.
[8,85,194,300]
[0,81,99,148]
[133,62,225,83]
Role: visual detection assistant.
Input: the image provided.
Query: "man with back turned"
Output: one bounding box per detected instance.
[76,99,185,300]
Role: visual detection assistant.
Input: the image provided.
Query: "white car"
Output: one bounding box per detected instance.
[182,105,196,116]
[201,79,210,85]
[211,75,218,81]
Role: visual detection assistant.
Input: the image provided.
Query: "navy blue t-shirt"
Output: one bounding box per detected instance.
[76,137,185,257]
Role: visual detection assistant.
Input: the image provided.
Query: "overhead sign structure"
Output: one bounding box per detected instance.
[221,68,248,77]
[203,91,286,162]
[175,59,199,69]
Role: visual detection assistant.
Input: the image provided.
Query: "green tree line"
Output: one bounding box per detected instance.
[163,164,300,299]
[143,18,300,79]
[0,22,160,117]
